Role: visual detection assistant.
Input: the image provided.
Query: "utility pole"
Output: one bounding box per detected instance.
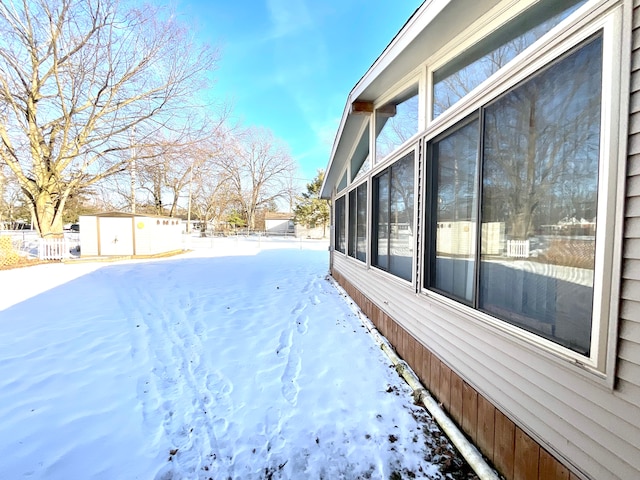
[186,163,193,233]
[130,126,137,215]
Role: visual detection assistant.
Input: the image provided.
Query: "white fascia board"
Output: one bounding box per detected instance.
[351,0,450,101]
[320,1,447,199]
[321,0,503,198]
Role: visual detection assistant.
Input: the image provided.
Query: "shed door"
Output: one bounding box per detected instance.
[99,218,134,256]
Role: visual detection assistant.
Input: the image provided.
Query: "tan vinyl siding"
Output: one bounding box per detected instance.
[617,0,640,413]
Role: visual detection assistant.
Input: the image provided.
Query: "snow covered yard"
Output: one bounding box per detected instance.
[0,237,475,480]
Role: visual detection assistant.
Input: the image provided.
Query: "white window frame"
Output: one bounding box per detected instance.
[418,0,629,385]
[373,75,422,166]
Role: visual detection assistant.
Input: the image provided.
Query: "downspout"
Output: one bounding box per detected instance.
[329,278,500,480]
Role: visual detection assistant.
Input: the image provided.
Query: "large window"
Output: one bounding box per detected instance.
[348,183,368,262]
[335,196,346,254]
[376,88,419,161]
[373,153,415,281]
[426,33,603,355]
[430,118,479,303]
[432,1,586,118]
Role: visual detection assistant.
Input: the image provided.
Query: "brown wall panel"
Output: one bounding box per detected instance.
[514,427,539,480]
[440,363,452,411]
[450,371,463,426]
[538,448,569,480]
[422,349,432,390]
[462,382,478,440]
[430,354,442,400]
[477,394,496,463]
[495,410,516,479]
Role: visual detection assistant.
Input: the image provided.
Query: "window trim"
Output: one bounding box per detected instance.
[334,195,347,255]
[418,2,627,384]
[373,78,422,166]
[371,148,418,284]
[347,181,368,263]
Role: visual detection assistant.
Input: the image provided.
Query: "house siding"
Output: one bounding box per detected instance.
[326,1,640,479]
[619,1,640,408]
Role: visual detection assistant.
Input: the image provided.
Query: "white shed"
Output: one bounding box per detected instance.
[264,212,294,235]
[79,212,183,257]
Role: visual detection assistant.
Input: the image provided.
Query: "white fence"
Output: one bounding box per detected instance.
[39,238,70,260]
[506,239,530,258]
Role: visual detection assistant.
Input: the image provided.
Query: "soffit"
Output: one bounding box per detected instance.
[320,0,502,198]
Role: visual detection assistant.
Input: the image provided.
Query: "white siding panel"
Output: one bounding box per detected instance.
[622,279,640,301]
[628,196,640,217]
[625,239,640,260]
[629,154,640,178]
[621,297,640,320]
[619,336,640,362]
[630,112,640,135]
[628,132,640,155]
[620,317,640,340]
[617,377,640,404]
[628,175,640,197]
[624,259,640,280]
[626,217,640,238]
[622,1,640,427]
[619,358,640,385]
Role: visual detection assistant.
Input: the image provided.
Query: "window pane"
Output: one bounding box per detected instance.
[374,172,390,270]
[376,89,419,161]
[479,36,602,355]
[433,1,585,118]
[389,154,415,281]
[338,171,347,192]
[348,189,357,257]
[335,196,346,254]
[348,184,368,262]
[432,120,479,302]
[357,184,367,262]
[352,125,371,181]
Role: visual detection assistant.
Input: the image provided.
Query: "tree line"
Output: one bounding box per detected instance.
[0,0,328,236]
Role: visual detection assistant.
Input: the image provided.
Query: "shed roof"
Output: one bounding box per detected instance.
[83,211,177,219]
[265,212,294,220]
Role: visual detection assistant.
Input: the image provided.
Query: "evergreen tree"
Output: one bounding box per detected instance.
[294,170,330,236]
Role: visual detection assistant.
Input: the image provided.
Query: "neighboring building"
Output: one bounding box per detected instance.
[79,212,183,256]
[321,1,638,479]
[264,212,295,235]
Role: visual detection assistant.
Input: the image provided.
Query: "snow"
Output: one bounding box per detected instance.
[0,237,468,480]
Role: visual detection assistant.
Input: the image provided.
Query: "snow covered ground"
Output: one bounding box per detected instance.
[0,236,473,480]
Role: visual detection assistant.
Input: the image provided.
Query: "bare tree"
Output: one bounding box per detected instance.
[220,127,296,229]
[0,0,219,236]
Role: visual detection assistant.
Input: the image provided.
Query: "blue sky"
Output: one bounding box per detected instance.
[167,0,424,184]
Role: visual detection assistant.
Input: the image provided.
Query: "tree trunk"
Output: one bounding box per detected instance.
[34,190,64,237]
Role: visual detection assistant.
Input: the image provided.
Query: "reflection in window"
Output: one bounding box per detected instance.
[348,183,368,262]
[480,35,601,354]
[433,1,585,118]
[376,89,419,161]
[373,153,415,281]
[352,125,371,181]
[335,196,346,254]
[431,120,479,302]
[427,35,602,355]
[338,171,347,192]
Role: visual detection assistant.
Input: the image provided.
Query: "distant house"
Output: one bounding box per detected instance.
[264,212,295,235]
[321,1,638,479]
[79,212,183,257]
